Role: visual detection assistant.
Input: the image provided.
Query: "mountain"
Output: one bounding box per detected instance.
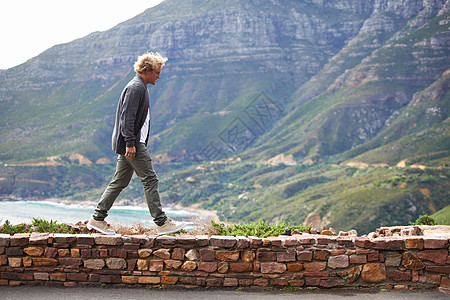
[0,0,449,233]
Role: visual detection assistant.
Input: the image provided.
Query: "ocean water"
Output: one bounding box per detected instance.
[0,201,202,230]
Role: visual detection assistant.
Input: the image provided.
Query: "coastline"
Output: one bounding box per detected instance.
[0,196,220,224]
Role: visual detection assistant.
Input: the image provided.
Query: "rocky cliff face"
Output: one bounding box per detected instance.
[0,0,375,162]
[0,0,367,87]
[0,0,448,163]
[0,0,448,173]
[254,0,449,163]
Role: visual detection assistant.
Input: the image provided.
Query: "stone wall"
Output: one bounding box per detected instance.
[0,233,449,293]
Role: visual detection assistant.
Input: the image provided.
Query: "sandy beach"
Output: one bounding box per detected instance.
[172,202,220,223]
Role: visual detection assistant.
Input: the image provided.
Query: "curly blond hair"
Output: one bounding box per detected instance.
[134,52,168,74]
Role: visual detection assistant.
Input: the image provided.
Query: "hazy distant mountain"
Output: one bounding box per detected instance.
[0,0,448,233]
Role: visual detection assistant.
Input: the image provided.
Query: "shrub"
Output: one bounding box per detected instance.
[0,218,74,235]
[30,218,74,234]
[409,214,437,226]
[211,219,311,238]
[0,220,30,235]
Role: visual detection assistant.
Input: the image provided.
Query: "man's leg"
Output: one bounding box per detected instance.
[93,155,134,221]
[131,143,167,226]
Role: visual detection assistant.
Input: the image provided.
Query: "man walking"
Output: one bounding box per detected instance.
[87,52,186,235]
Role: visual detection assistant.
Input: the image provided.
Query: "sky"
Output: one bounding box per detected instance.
[0,0,164,70]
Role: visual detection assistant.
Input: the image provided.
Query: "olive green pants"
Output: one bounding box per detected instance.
[93,143,167,226]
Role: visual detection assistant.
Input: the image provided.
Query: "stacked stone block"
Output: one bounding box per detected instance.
[0,233,449,292]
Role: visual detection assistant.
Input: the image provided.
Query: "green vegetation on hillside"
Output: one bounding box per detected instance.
[157,159,449,234]
[431,205,450,225]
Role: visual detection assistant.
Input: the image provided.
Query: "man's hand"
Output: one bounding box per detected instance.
[125,146,136,159]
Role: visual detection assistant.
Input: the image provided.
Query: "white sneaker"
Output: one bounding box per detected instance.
[157,218,186,235]
[87,217,116,235]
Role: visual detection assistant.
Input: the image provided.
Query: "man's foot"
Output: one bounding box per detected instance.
[157,218,186,235]
[87,217,116,235]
